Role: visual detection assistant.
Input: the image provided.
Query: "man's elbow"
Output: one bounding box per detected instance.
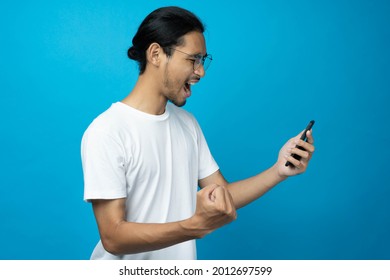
[101,235,123,255]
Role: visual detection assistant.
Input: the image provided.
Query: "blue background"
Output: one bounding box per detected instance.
[1,0,389,260]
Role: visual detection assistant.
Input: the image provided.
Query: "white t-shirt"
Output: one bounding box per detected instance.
[81,102,219,260]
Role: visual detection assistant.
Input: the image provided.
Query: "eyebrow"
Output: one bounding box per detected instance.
[185,49,207,57]
[193,52,208,58]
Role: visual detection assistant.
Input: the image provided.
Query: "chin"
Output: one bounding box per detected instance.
[170,99,186,107]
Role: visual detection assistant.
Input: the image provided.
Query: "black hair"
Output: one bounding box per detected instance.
[127,6,205,74]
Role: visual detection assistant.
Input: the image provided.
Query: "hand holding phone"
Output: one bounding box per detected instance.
[285,120,315,167]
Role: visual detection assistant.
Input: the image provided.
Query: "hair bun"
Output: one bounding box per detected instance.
[127,46,139,60]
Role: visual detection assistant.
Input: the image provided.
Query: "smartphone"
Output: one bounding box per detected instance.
[285,120,315,167]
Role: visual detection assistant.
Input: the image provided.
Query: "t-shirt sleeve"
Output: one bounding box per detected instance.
[81,127,127,201]
[192,118,219,180]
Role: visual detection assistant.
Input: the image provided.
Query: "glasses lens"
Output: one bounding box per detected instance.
[194,55,212,71]
[203,56,212,70]
[193,57,202,70]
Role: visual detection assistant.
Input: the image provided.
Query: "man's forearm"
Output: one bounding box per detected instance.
[226,164,287,209]
[102,218,203,255]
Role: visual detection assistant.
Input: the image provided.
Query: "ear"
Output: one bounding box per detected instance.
[146,43,163,67]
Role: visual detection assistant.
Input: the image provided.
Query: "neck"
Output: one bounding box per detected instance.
[122,74,167,115]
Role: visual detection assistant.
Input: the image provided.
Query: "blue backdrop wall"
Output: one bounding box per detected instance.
[1,0,389,259]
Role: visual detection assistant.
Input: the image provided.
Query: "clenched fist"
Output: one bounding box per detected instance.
[189,184,237,238]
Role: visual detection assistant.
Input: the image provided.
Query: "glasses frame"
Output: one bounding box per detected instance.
[168,47,213,71]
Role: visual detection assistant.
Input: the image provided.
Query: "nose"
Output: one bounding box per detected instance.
[194,64,206,78]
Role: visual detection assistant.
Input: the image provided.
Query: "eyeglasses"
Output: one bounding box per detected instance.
[168,48,213,71]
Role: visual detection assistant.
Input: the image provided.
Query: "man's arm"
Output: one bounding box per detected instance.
[91,184,236,255]
[199,167,286,209]
[199,130,315,209]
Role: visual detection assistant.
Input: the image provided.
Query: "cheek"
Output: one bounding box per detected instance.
[166,62,193,86]
[173,70,191,86]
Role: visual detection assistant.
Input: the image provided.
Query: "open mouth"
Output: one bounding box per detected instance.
[183,79,199,98]
[183,82,193,97]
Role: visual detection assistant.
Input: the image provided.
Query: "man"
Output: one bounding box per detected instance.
[81,6,315,260]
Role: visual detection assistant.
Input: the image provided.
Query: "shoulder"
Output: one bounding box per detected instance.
[84,103,127,135]
[81,103,129,149]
